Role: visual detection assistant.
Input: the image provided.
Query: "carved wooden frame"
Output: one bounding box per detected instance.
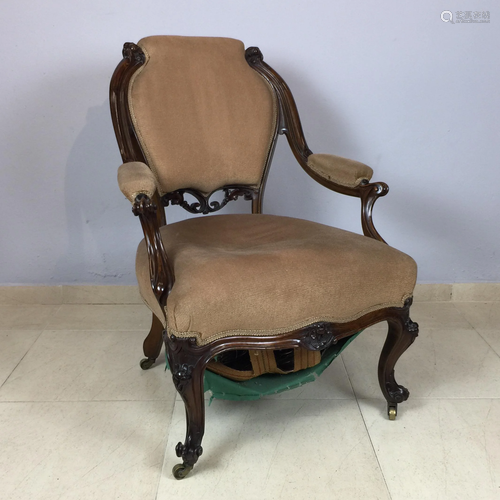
[110,41,419,478]
[245,46,389,243]
[165,299,418,474]
[162,186,258,215]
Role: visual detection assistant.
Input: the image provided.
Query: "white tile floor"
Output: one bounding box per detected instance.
[0,301,499,499]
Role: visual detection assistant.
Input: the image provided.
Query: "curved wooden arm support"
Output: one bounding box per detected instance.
[359,181,389,243]
[132,194,174,309]
[246,46,389,243]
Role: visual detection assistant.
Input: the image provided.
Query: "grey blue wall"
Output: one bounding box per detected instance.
[1,1,498,285]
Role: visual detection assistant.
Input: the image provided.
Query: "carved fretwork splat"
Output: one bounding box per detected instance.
[162,186,257,215]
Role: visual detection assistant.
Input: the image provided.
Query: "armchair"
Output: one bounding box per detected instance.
[110,36,418,479]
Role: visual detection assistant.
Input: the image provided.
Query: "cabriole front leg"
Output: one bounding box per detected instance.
[165,334,207,479]
[378,300,419,420]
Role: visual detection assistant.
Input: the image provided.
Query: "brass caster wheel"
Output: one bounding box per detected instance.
[140,358,155,370]
[172,463,193,480]
[388,405,397,421]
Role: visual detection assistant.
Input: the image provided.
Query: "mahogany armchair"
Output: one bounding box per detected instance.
[110,36,418,479]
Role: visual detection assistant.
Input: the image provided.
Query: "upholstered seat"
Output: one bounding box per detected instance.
[110,35,420,479]
[136,214,416,343]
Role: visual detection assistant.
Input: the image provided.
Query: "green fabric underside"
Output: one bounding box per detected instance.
[166,332,361,402]
[204,332,361,401]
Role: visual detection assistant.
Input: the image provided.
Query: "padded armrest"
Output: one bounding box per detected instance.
[307,154,373,188]
[117,162,159,202]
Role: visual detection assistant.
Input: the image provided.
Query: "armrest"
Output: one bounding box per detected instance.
[305,154,387,243]
[307,154,373,188]
[118,163,171,288]
[117,161,159,202]
[245,48,388,243]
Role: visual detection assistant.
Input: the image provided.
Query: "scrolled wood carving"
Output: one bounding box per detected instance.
[405,318,419,334]
[162,186,257,215]
[385,379,410,403]
[300,322,338,351]
[176,442,203,459]
[245,46,264,65]
[132,193,156,215]
[165,334,201,392]
[122,42,146,65]
[172,363,193,382]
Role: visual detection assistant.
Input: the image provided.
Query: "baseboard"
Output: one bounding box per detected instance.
[0,284,499,305]
[0,285,142,305]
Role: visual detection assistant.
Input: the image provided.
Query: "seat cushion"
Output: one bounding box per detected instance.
[136,214,417,345]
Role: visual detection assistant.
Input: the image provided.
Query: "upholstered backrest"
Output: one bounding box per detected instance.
[128,36,277,195]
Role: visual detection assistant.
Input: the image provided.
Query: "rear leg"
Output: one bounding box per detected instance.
[140,313,164,369]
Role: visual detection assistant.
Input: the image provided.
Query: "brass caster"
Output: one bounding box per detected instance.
[172,463,193,480]
[388,405,397,421]
[140,358,155,370]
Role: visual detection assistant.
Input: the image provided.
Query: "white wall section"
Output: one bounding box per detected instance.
[0,1,498,284]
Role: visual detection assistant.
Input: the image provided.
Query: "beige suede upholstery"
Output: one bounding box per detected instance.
[307,154,373,188]
[136,214,417,345]
[129,36,277,195]
[117,161,159,201]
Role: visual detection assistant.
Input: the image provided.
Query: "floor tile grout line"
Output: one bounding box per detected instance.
[16,329,155,332]
[0,396,363,403]
[42,303,62,330]
[451,301,478,330]
[1,395,498,404]
[154,398,178,500]
[0,330,44,391]
[354,396,500,401]
[473,329,500,360]
[451,302,500,360]
[340,353,393,500]
[0,399,178,404]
